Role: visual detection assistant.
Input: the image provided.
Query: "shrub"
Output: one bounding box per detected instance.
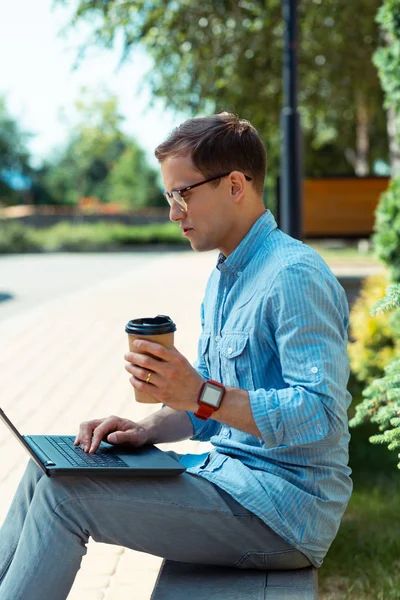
[109,222,187,246]
[350,284,400,468]
[373,176,400,283]
[0,222,40,253]
[348,273,399,385]
[36,222,114,251]
[0,220,188,253]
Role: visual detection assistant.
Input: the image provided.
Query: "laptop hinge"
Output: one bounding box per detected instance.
[27,438,56,467]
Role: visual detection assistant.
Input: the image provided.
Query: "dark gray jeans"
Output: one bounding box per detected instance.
[0,456,310,600]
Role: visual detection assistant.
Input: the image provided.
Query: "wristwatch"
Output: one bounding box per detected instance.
[194,380,226,421]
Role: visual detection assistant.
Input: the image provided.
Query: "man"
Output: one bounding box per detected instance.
[0,113,352,599]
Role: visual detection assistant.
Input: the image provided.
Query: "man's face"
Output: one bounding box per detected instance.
[161,154,236,254]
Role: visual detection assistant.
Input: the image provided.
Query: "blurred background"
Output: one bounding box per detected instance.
[2,1,400,599]
[0,0,396,245]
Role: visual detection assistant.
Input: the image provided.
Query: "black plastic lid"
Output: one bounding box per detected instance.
[125,315,176,335]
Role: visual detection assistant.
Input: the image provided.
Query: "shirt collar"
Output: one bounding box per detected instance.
[216,210,277,275]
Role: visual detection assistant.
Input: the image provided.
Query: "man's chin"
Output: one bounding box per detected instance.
[186,233,217,253]
[189,241,201,252]
[190,243,216,253]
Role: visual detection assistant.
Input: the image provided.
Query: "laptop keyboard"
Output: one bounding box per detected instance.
[45,436,128,468]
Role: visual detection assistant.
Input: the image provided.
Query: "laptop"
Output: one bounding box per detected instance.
[0,408,186,477]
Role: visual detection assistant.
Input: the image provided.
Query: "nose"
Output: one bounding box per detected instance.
[169,199,185,223]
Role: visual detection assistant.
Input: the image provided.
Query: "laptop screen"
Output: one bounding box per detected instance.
[0,408,47,473]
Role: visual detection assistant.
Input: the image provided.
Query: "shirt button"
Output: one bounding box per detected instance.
[311,366,319,374]
[227,347,233,354]
[237,271,242,277]
[215,335,221,342]
[221,427,229,437]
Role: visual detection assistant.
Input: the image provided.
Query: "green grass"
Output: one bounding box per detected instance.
[319,419,400,599]
[306,241,381,266]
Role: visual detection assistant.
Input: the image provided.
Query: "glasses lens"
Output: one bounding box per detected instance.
[172,191,186,211]
[164,191,186,211]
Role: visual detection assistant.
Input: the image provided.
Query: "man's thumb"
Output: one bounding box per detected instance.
[107,429,146,446]
[107,431,127,444]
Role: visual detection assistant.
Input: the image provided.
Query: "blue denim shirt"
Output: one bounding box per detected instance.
[182,210,352,567]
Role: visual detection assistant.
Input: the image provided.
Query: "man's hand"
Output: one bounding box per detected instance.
[124,339,204,412]
[74,415,148,454]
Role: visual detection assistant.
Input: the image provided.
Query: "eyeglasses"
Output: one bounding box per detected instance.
[163,172,252,212]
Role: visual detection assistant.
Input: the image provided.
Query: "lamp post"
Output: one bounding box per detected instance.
[280,0,302,240]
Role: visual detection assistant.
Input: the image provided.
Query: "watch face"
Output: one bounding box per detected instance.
[201,383,223,408]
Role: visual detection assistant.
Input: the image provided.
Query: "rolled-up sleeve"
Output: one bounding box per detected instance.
[249,263,350,448]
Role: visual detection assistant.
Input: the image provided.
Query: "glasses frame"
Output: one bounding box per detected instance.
[164,171,252,212]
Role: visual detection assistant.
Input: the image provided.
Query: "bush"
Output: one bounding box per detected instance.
[36,222,115,251]
[373,175,400,283]
[0,221,188,253]
[109,222,187,246]
[348,274,399,385]
[0,222,40,253]
[349,284,400,467]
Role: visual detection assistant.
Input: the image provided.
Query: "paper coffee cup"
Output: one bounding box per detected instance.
[125,315,176,404]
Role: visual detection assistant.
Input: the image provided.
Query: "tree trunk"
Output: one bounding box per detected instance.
[387,104,400,176]
[355,91,369,176]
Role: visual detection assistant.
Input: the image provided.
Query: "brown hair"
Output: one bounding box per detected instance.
[154,112,266,195]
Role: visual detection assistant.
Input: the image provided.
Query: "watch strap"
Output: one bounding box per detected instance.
[194,401,215,421]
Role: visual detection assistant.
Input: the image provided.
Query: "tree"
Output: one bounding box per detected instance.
[0,97,32,205]
[108,144,161,208]
[58,0,387,177]
[42,90,161,207]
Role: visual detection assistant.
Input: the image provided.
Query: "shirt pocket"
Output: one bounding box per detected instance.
[219,333,254,390]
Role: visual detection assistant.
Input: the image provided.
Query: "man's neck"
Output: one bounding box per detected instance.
[218,207,266,257]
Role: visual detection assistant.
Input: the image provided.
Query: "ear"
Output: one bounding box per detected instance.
[229,171,247,204]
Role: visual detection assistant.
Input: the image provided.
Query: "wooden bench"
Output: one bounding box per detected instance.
[151,559,318,599]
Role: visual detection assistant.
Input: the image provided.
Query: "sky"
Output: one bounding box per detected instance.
[0,0,183,167]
